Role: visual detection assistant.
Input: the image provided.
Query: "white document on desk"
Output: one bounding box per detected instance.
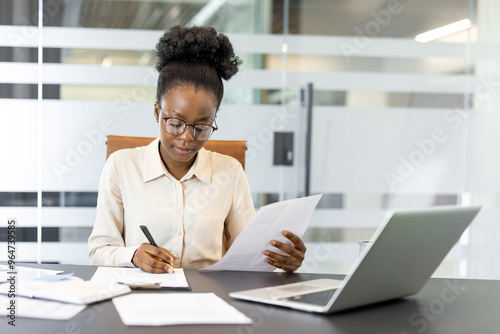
[0,294,85,320]
[202,194,323,272]
[112,293,251,326]
[0,265,63,282]
[91,267,189,288]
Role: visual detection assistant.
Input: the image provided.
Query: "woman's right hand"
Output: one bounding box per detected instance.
[132,243,174,273]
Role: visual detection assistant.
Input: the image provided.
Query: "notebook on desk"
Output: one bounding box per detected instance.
[230,205,481,314]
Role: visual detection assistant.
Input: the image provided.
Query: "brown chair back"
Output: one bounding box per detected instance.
[106,135,246,169]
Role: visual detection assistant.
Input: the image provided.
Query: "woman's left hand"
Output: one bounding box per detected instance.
[263,230,307,272]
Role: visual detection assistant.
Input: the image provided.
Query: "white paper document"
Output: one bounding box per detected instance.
[91,267,189,288]
[0,265,63,282]
[0,294,85,320]
[112,293,252,326]
[202,194,323,272]
[0,275,131,305]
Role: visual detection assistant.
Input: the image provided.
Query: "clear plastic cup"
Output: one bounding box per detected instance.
[357,240,372,256]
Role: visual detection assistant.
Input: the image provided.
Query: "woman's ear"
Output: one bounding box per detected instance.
[154,102,160,123]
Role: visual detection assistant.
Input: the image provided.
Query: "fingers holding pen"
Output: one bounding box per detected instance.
[145,243,175,263]
[132,243,174,273]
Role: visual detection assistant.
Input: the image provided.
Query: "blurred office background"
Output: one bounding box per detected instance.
[1,0,499,278]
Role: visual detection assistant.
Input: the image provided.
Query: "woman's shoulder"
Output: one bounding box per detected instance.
[104,145,149,175]
[107,145,147,163]
[202,148,244,173]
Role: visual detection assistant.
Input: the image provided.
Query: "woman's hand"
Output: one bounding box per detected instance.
[263,230,307,272]
[132,243,174,273]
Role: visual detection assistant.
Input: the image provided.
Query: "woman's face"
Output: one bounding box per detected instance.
[154,85,217,174]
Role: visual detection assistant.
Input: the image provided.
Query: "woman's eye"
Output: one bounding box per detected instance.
[195,126,209,133]
[168,120,184,128]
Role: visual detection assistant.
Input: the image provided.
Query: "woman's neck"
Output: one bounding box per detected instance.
[158,143,195,180]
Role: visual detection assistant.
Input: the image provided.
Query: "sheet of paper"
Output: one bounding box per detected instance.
[202,194,323,272]
[35,272,75,282]
[0,294,85,320]
[0,265,63,282]
[0,276,83,298]
[91,267,189,288]
[0,275,130,304]
[112,293,252,326]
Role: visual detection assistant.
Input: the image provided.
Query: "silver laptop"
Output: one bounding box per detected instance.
[230,205,481,313]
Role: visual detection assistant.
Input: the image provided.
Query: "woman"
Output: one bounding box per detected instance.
[88,26,306,273]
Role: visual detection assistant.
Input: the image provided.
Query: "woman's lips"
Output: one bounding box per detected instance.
[174,147,194,155]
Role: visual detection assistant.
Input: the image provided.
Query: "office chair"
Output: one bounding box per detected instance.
[105,135,247,252]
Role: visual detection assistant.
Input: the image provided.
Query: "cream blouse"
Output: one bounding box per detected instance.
[88,138,255,269]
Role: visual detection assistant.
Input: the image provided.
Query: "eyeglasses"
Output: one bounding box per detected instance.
[161,115,218,141]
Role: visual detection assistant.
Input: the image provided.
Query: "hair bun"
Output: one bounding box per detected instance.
[155,25,241,81]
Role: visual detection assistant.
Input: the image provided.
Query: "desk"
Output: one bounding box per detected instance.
[2,264,500,334]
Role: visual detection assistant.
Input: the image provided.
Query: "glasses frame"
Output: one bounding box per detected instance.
[160,111,218,141]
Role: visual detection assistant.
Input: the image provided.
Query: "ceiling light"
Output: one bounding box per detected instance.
[415,18,471,43]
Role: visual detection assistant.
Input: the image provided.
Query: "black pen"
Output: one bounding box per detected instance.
[140,225,173,268]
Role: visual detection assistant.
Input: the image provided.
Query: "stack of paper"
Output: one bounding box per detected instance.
[0,265,63,282]
[0,266,129,320]
[0,294,85,320]
[0,274,131,305]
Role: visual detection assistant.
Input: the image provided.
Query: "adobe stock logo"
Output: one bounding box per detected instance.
[384,73,500,192]
[51,68,158,183]
[52,119,115,182]
[400,279,466,334]
[384,127,448,191]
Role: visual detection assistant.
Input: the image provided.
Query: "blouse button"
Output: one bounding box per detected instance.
[176,230,182,235]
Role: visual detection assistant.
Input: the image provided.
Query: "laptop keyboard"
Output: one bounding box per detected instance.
[282,288,337,306]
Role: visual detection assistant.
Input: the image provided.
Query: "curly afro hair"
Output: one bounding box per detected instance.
[155,25,242,109]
